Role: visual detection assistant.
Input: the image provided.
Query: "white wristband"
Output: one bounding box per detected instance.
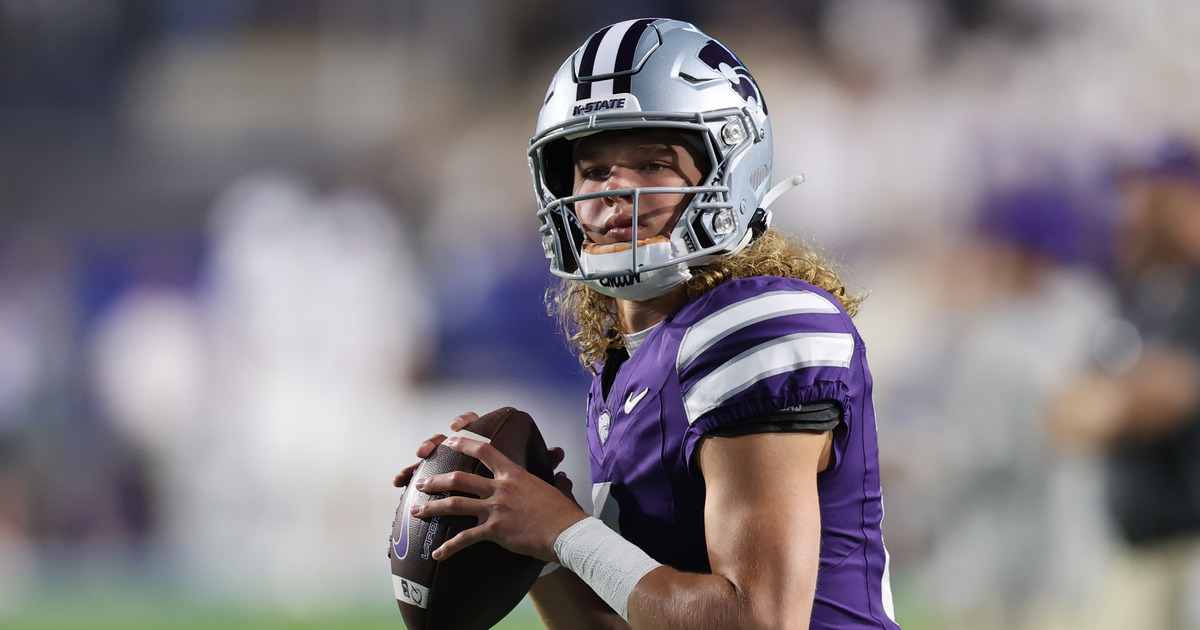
[553,516,662,620]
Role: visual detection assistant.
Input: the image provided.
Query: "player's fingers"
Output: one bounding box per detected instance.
[553,471,572,491]
[548,446,565,469]
[415,434,448,459]
[413,494,486,521]
[553,471,574,498]
[417,470,494,498]
[432,525,488,561]
[449,412,479,432]
[443,436,516,476]
[393,460,423,487]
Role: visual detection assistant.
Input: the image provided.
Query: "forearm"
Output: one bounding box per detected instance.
[1049,346,1200,448]
[530,567,630,630]
[1119,345,1200,438]
[555,519,816,630]
[534,565,751,630]
[628,568,764,630]
[627,565,813,630]
[536,564,810,630]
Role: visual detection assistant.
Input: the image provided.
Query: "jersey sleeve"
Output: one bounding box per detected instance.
[674,278,860,469]
[705,400,843,438]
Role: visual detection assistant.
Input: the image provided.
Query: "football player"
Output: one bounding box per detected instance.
[395,18,901,629]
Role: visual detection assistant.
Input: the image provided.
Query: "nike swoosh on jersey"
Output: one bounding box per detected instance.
[624,387,650,414]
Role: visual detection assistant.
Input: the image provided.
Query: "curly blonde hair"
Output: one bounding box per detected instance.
[546,229,864,372]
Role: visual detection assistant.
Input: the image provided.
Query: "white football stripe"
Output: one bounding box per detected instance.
[452,429,492,444]
[683,332,854,424]
[676,291,840,372]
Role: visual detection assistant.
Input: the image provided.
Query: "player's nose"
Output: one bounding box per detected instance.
[602,166,636,206]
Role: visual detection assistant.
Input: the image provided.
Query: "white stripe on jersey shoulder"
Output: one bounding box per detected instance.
[683,332,854,425]
[676,290,841,373]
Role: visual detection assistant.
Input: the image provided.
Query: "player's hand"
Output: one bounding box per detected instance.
[391,412,569,494]
[412,435,587,564]
[392,412,479,489]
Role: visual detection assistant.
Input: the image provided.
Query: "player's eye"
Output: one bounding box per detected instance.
[580,165,609,180]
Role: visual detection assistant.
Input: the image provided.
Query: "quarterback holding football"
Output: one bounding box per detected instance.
[394,18,901,629]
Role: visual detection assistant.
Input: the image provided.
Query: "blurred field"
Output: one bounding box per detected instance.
[1,576,942,630]
[2,585,545,630]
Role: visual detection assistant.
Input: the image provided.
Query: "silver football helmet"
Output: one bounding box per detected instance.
[529,18,793,300]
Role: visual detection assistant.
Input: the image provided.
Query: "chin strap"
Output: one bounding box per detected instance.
[761,173,806,210]
[746,173,805,244]
[748,207,771,241]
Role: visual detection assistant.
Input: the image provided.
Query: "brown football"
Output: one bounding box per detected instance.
[388,407,554,630]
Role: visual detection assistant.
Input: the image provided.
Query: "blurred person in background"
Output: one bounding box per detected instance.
[192,170,435,609]
[1048,137,1200,630]
[913,178,1117,630]
[0,232,150,602]
[85,167,439,612]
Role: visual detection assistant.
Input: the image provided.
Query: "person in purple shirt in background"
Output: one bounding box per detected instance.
[394,18,902,629]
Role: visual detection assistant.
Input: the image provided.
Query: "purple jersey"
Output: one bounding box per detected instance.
[586,276,900,628]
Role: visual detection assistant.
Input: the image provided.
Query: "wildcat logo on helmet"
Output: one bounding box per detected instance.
[698,40,767,114]
[572,95,640,117]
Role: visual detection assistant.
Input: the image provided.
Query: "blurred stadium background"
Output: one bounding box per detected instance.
[2,1,1199,628]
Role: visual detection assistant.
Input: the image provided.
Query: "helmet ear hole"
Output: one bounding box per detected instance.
[689,213,716,250]
[542,139,576,199]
